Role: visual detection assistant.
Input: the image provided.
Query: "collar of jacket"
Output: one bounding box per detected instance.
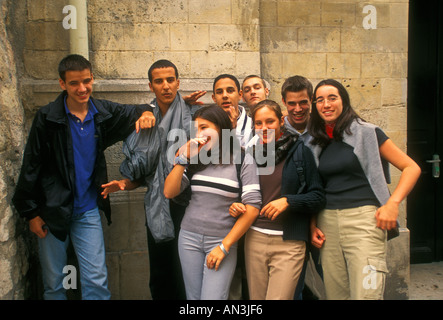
[46,91,113,125]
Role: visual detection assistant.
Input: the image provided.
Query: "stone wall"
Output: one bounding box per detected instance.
[3,0,410,299]
[0,0,30,300]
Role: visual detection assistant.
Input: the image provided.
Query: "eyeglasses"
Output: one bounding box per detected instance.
[314,95,340,105]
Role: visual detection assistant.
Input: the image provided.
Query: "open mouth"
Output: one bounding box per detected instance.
[292,113,306,121]
[78,92,89,99]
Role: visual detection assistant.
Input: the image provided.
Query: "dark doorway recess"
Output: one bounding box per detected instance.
[407,0,443,263]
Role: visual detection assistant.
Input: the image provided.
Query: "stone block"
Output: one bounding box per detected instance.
[361,53,407,78]
[144,0,189,24]
[385,228,410,300]
[390,3,409,29]
[88,0,138,23]
[341,78,382,111]
[209,24,260,52]
[277,1,321,26]
[259,0,277,26]
[0,258,13,298]
[235,51,261,78]
[189,0,232,24]
[152,51,192,78]
[27,0,68,21]
[298,27,340,53]
[321,2,356,27]
[327,53,361,78]
[89,0,188,24]
[23,50,67,79]
[260,53,282,82]
[171,24,210,51]
[106,253,120,299]
[260,26,298,53]
[91,51,154,79]
[281,53,327,79]
[381,78,407,107]
[232,0,260,25]
[91,23,170,51]
[102,201,131,252]
[189,51,237,78]
[341,28,408,53]
[25,22,69,51]
[119,251,151,300]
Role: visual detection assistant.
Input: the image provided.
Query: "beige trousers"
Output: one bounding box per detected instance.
[245,228,306,300]
[317,205,388,300]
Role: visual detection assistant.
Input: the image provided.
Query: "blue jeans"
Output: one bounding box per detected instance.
[178,229,238,300]
[38,207,111,300]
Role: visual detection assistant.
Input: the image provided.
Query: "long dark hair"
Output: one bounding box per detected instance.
[309,79,364,148]
[187,105,239,175]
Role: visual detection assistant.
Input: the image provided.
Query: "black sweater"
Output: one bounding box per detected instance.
[280,140,326,242]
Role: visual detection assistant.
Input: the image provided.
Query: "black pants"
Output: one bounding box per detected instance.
[146,201,186,300]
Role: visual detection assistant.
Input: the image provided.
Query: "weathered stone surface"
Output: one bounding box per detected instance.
[0,0,29,300]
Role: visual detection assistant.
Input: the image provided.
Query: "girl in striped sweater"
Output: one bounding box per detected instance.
[164,105,262,300]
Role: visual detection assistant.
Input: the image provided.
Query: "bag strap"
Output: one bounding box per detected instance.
[292,140,306,194]
[236,148,246,200]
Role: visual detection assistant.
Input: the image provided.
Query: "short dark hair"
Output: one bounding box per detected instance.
[213,74,241,93]
[148,59,179,83]
[242,74,267,90]
[58,54,92,81]
[281,75,313,102]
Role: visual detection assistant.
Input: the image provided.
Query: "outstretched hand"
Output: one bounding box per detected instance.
[101,180,128,199]
[183,90,207,105]
[226,106,239,129]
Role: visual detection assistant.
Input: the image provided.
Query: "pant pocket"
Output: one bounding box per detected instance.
[361,257,388,299]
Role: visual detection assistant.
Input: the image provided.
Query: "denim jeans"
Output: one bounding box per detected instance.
[38,207,111,300]
[178,229,238,300]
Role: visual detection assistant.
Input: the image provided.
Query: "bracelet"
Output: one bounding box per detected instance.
[174,153,189,166]
[219,243,229,256]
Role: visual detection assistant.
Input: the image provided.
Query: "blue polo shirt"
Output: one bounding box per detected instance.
[64,97,98,215]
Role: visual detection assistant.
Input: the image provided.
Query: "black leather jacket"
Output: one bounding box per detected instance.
[12,91,151,241]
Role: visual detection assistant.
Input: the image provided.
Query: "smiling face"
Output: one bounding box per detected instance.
[242,77,269,110]
[59,69,94,108]
[194,117,220,151]
[253,106,284,144]
[282,89,311,131]
[314,85,343,124]
[148,67,180,111]
[212,78,242,113]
